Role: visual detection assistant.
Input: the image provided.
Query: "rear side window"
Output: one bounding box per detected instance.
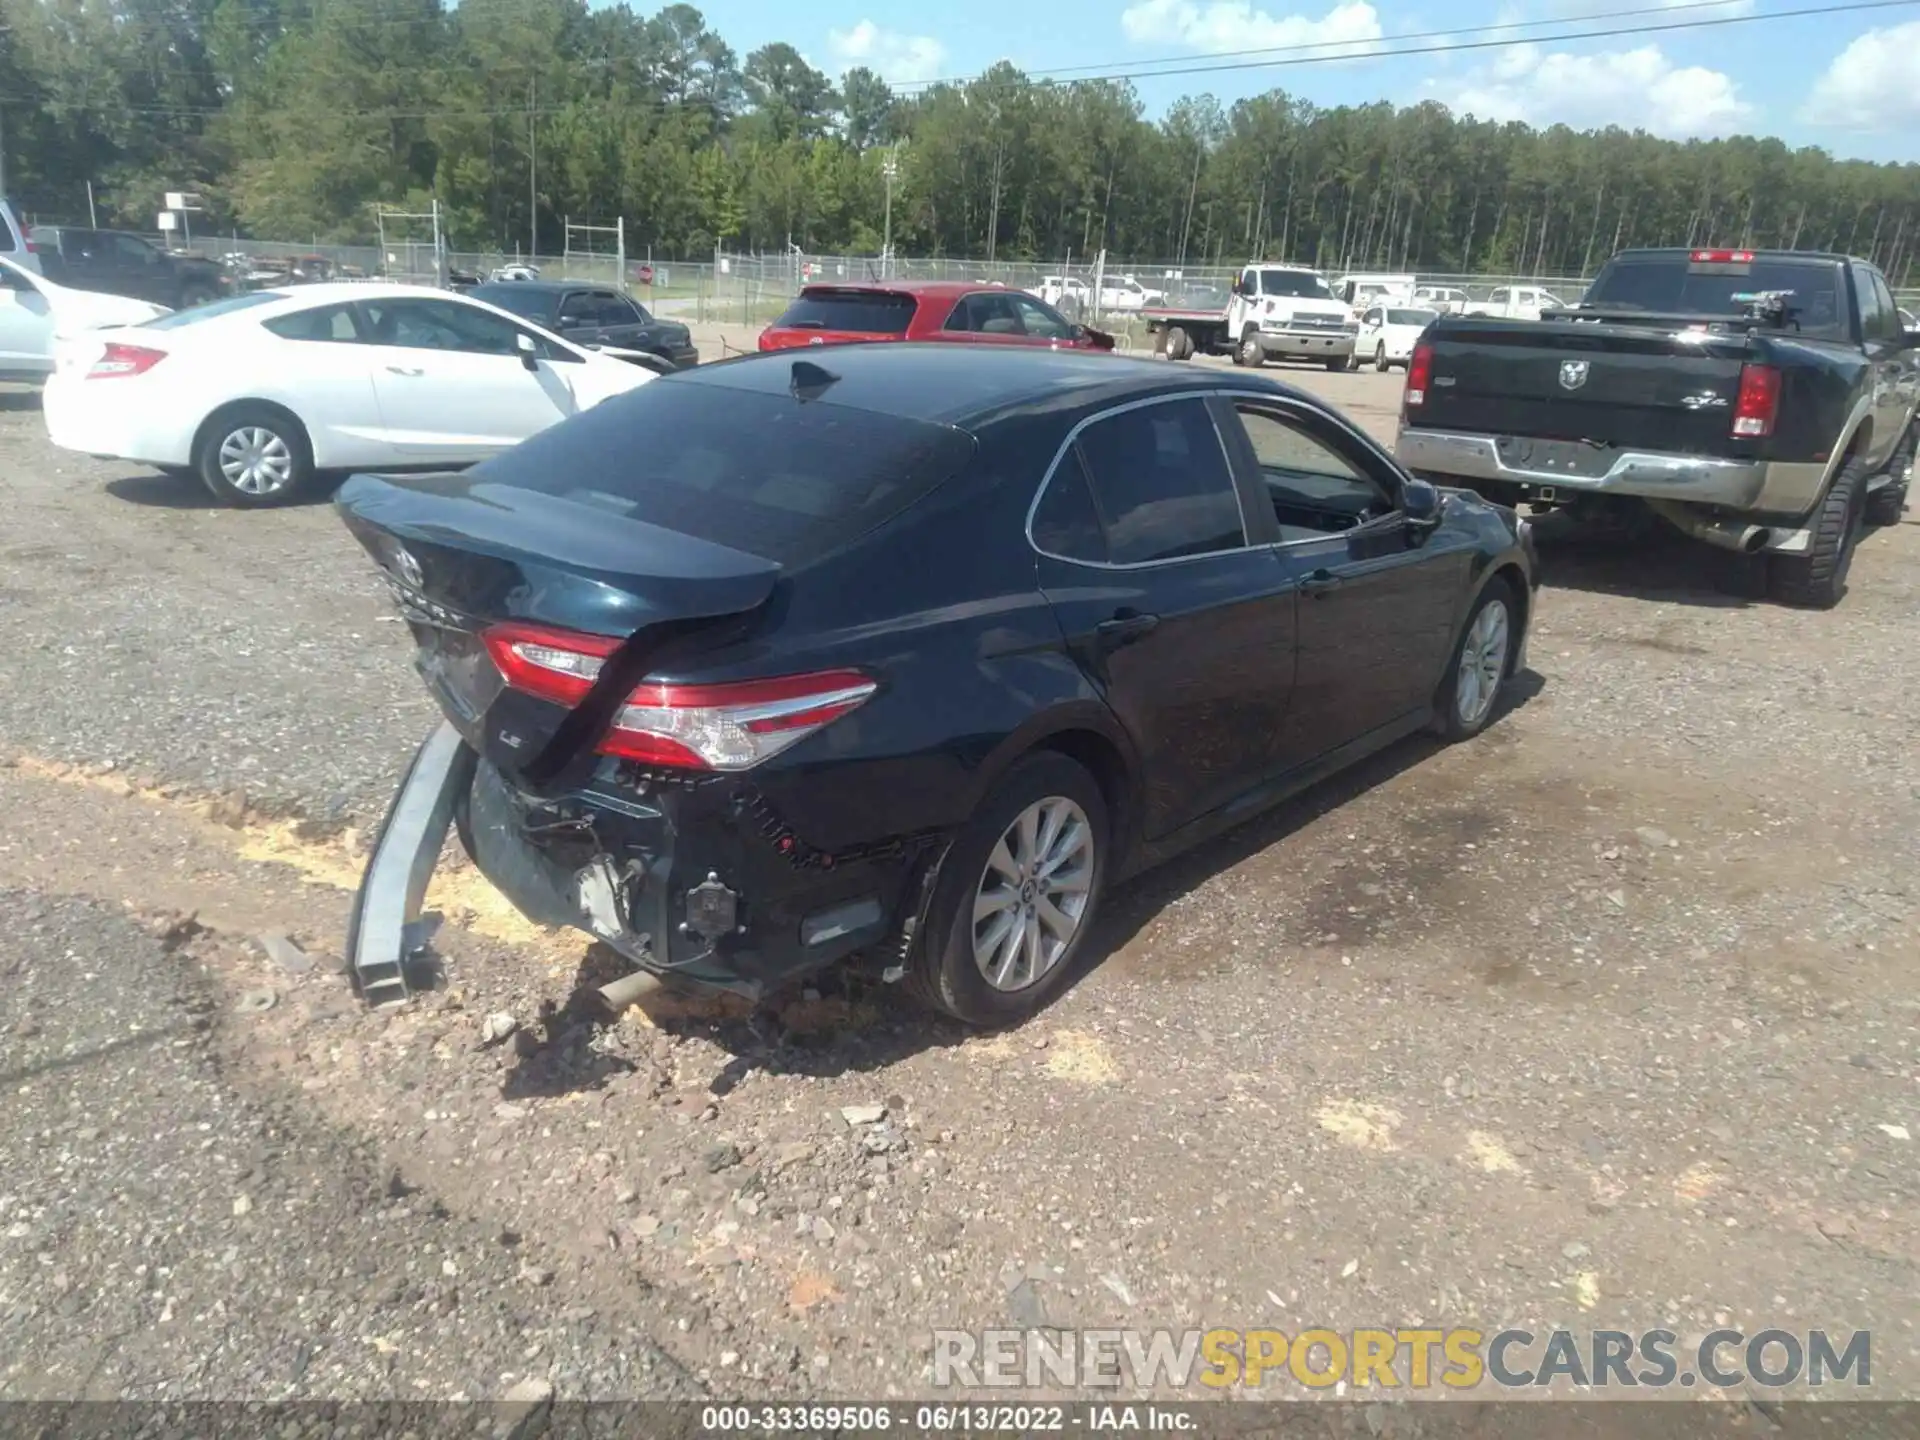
[1585,257,1845,335]
[1075,399,1245,566]
[1031,454,1108,564]
[264,303,361,342]
[141,290,287,328]
[772,290,916,335]
[469,383,976,567]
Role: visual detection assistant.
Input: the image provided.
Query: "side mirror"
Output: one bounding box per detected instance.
[515,332,539,371]
[1402,477,1442,540]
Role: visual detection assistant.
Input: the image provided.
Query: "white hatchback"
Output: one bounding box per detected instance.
[43,282,659,506]
[1355,304,1440,371]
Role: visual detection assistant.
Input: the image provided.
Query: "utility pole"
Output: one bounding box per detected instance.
[528,76,537,259]
[881,144,899,275]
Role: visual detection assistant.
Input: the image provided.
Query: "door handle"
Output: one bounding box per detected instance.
[1095,612,1160,648]
[385,365,424,377]
[1301,569,1345,597]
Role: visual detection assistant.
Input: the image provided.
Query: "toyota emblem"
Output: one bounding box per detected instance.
[387,543,424,590]
[808,336,825,346]
[1559,359,1590,391]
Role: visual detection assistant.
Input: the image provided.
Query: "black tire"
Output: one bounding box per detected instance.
[1165,325,1191,361]
[177,284,219,311]
[906,752,1109,1027]
[1768,455,1866,609]
[1375,342,1388,371]
[194,403,316,508]
[1864,425,1913,527]
[1236,327,1264,368]
[1323,355,1347,371]
[1430,578,1518,742]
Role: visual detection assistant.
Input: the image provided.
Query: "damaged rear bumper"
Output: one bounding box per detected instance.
[348,723,939,1007]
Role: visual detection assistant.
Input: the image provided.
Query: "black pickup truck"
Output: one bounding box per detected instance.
[1395,248,1919,607]
[29,226,228,311]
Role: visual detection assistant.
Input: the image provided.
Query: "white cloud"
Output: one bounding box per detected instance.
[825,21,947,85]
[1802,20,1920,130]
[1438,43,1752,138]
[1119,0,1382,57]
[1537,0,1755,14]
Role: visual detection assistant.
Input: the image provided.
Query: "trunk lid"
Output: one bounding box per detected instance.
[337,471,780,789]
[1414,316,1757,454]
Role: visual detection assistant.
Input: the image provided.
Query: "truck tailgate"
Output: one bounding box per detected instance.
[1417,318,1755,454]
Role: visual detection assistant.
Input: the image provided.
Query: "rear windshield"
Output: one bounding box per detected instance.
[141,290,286,328]
[468,381,975,566]
[772,290,917,335]
[469,285,556,322]
[1387,308,1437,326]
[1583,257,1845,336]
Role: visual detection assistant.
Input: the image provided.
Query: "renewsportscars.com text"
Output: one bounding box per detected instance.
[931,1327,1871,1392]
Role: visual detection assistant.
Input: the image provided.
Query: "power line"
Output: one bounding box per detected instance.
[36,0,1920,120]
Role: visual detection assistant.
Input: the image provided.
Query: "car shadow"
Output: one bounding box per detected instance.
[511,677,1543,1092]
[1530,509,1767,608]
[0,389,44,413]
[104,469,343,510]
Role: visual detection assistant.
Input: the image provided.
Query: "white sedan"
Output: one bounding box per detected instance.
[1355,304,1439,370]
[43,282,658,506]
[0,255,171,384]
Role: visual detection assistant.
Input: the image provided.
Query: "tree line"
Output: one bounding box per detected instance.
[3,0,1916,282]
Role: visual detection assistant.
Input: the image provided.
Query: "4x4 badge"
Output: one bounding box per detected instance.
[1559,360,1590,390]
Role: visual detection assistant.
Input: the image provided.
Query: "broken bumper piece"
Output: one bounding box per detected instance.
[345,720,475,1006]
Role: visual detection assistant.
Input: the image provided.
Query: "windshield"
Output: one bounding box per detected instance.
[1582,257,1844,335]
[1387,308,1438,327]
[1257,270,1334,300]
[141,291,285,328]
[469,285,557,323]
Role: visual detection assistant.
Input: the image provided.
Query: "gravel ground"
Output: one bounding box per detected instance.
[1,342,1916,1409]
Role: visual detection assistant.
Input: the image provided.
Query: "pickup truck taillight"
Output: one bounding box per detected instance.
[1732,363,1780,438]
[1403,341,1433,414]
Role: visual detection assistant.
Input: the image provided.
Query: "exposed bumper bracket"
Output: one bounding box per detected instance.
[345,720,476,1007]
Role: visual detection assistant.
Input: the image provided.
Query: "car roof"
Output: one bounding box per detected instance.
[795,280,998,301]
[671,341,1310,430]
[470,280,611,295]
[1611,246,1857,265]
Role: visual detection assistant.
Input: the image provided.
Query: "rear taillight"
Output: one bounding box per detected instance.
[24,238,37,254]
[483,622,617,706]
[1732,363,1780,438]
[1404,342,1433,412]
[481,622,875,772]
[87,343,167,379]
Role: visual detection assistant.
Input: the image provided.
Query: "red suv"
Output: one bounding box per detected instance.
[758,281,1115,353]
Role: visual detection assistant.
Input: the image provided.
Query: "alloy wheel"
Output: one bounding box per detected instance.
[1454,599,1511,728]
[972,796,1094,992]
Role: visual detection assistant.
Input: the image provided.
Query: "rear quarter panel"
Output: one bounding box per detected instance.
[641,412,1129,857]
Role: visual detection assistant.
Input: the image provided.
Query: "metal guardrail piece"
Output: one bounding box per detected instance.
[344,720,476,1007]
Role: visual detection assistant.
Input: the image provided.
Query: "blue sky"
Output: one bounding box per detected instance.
[700,0,1920,164]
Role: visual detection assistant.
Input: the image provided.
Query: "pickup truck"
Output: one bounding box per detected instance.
[1462,284,1572,321]
[1143,262,1357,369]
[29,226,227,311]
[1396,247,1920,608]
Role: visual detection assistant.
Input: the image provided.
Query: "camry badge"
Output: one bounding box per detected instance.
[1559,360,1590,391]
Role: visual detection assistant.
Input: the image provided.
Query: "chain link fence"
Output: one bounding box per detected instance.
[156,233,1920,332]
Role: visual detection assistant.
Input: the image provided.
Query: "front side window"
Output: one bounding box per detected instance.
[1075,399,1246,566]
[1010,295,1076,340]
[364,298,522,355]
[1232,404,1394,540]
